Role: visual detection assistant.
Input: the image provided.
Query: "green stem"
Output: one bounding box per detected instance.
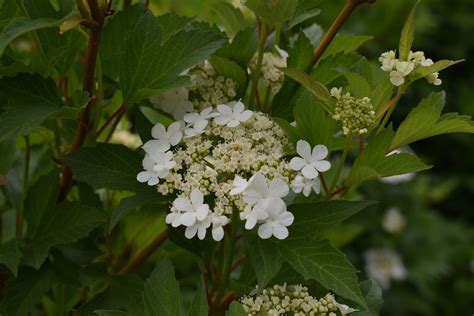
[328,133,352,196]
[211,209,238,314]
[249,21,267,110]
[17,135,30,236]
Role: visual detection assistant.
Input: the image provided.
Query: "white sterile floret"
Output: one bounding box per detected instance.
[290,140,331,179]
[229,175,251,195]
[257,201,294,240]
[210,213,229,241]
[364,248,407,289]
[214,101,253,127]
[382,207,406,234]
[149,88,194,120]
[290,175,320,197]
[166,189,213,240]
[151,151,176,174]
[151,121,184,146]
[184,107,219,136]
[136,156,167,186]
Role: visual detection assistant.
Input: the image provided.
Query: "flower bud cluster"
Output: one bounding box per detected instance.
[240,283,353,316]
[188,61,238,111]
[330,88,375,135]
[379,50,441,86]
[253,52,287,95]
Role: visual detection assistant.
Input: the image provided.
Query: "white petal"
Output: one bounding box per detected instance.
[195,205,209,221]
[173,197,193,212]
[185,225,198,239]
[238,110,252,122]
[277,211,294,226]
[197,226,207,240]
[296,140,312,161]
[137,171,151,183]
[302,165,318,179]
[181,212,197,227]
[313,160,331,172]
[311,144,328,160]
[165,212,177,225]
[227,120,240,128]
[214,116,230,125]
[257,223,273,239]
[268,178,289,198]
[244,213,258,230]
[151,123,166,139]
[233,101,245,113]
[169,131,183,146]
[272,224,289,240]
[190,189,204,207]
[289,157,305,171]
[212,226,224,241]
[183,112,200,123]
[217,104,232,115]
[147,177,159,186]
[193,119,208,132]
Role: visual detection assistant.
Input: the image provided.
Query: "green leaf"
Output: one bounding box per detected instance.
[120,13,225,104]
[0,239,21,276]
[211,2,248,37]
[390,92,474,149]
[288,2,321,30]
[312,53,367,85]
[143,258,181,316]
[272,31,313,119]
[22,202,105,269]
[0,16,62,56]
[288,200,376,240]
[0,265,58,316]
[226,302,247,316]
[244,0,298,26]
[63,143,145,192]
[352,279,383,315]
[94,311,130,316]
[0,73,64,141]
[100,4,145,79]
[209,55,247,97]
[109,188,168,232]
[344,72,371,99]
[215,27,258,69]
[398,0,419,61]
[408,59,464,82]
[24,170,59,237]
[0,139,15,173]
[25,0,85,74]
[347,127,431,187]
[187,277,208,316]
[321,34,372,61]
[279,67,331,112]
[244,234,367,308]
[293,92,336,149]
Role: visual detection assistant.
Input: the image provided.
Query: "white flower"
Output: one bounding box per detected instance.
[289,140,331,179]
[142,139,171,156]
[382,207,406,234]
[364,248,407,289]
[257,201,294,240]
[166,189,210,228]
[185,216,211,240]
[214,101,252,128]
[151,151,176,173]
[149,88,194,120]
[151,121,184,146]
[395,61,414,76]
[229,175,251,195]
[136,155,168,186]
[210,214,229,241]
[184,107,219,136]
[330,87,342,98]
[290,175,320,196]
[335,302,358,315]
[426,72,442,86]
[389,70,406,86]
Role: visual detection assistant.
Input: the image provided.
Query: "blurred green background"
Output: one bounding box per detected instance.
[144,0,474,314]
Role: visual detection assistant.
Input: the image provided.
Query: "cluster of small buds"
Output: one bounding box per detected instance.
[188,61,238,110]
[379,50,441,86]
[240,283,357,316]
[253,50,287,95]
[330,88,375,135]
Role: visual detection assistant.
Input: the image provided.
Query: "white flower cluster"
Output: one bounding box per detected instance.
[364,248,407,289]
[253,49,288,95]
[379,50,442,86]
[240,283,357,316]
[330,88,375,135]
[136,100,332,241]
[188,61,238,111]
